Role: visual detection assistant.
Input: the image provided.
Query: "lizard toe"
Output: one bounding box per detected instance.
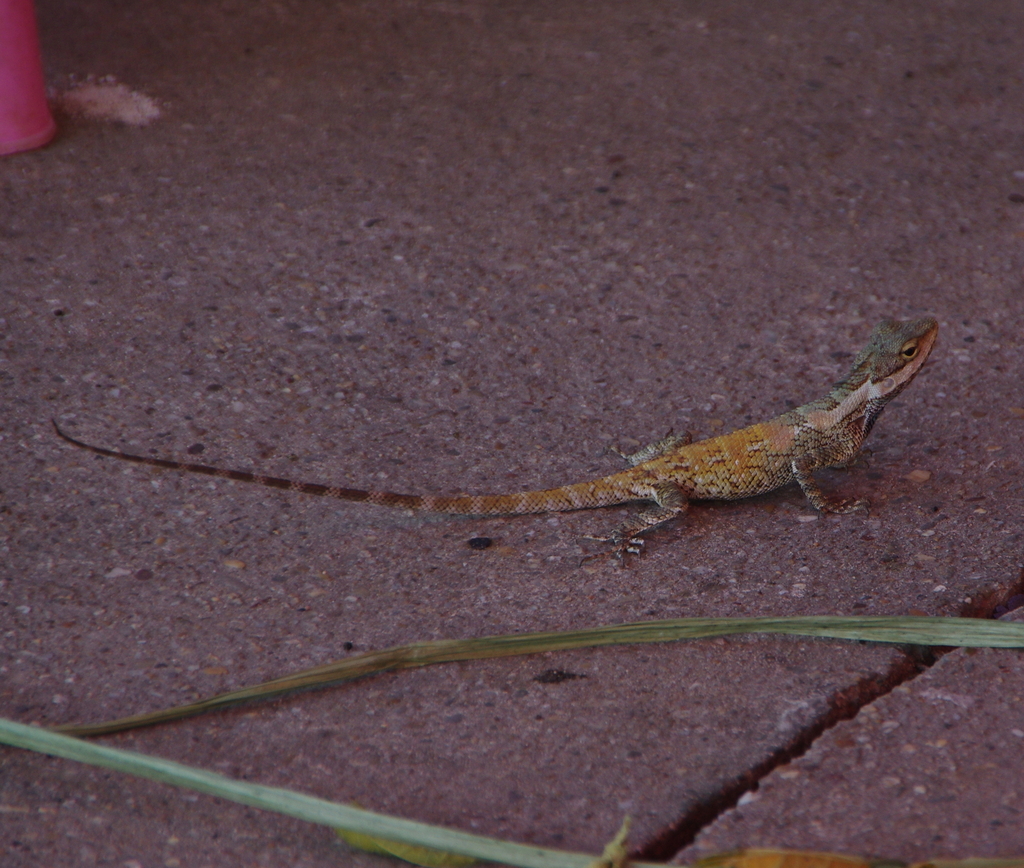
[830,497,870,515]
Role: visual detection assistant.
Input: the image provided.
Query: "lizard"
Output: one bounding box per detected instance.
[53,317,938,559]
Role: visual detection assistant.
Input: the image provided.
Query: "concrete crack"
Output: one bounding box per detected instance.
[635,569,1024,862]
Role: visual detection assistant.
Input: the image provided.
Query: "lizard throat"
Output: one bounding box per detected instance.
[802,379,873,433]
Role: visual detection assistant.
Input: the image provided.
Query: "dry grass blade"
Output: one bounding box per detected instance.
[56,616,1024,737]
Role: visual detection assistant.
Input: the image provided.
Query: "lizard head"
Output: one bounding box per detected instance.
[856,317,939,395]
[849,316,938,434]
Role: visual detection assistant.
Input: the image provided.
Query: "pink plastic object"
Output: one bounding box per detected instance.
[0,0,56,155]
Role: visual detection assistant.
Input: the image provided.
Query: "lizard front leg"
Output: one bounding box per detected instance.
[791,456,868,515]
[584,480,689,560]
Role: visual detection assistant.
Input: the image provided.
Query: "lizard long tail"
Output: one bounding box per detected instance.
[52,421,638,517]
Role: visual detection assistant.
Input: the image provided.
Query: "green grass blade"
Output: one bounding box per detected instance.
[0,717,657,868]
[57,616,1024,737]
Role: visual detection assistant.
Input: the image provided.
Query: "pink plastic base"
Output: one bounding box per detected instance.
[0,0,57,156]
[0,117,56,156]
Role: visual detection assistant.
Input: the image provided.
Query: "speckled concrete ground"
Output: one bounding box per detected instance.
[679,639,1024,864]
[2,1,1023,865]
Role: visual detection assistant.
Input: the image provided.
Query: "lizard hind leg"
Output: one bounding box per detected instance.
[583,481,689,561]
[611,430,693,467]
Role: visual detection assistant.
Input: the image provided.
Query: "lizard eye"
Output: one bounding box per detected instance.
[900,340,919,359]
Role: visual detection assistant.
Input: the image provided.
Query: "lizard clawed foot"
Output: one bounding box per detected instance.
[580,533,644,565]
[822,497,870,515]
[578,549,616,567]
